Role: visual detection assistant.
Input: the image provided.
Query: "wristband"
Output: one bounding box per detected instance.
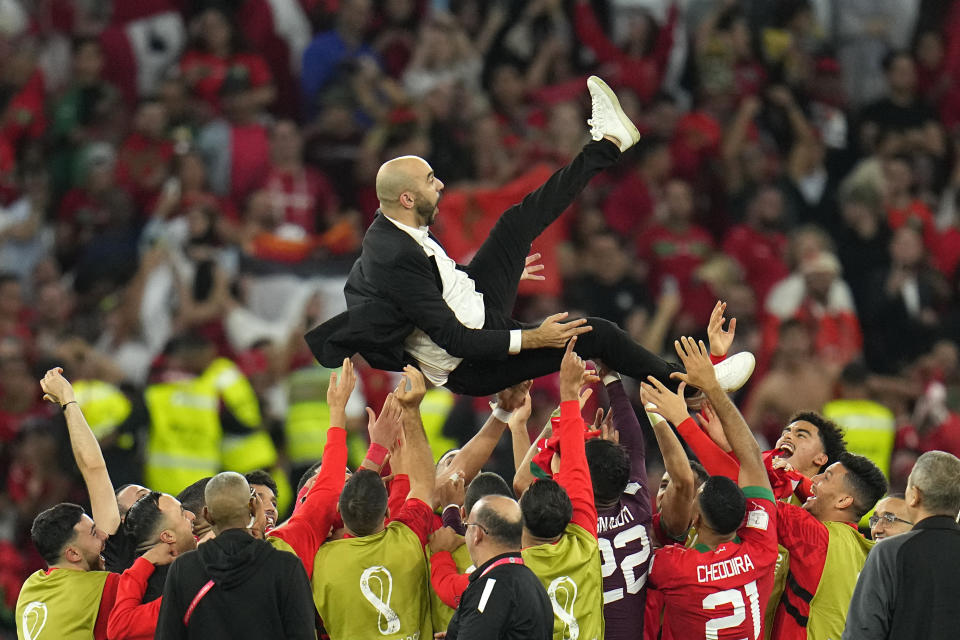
[61,401,78,412]
[489,402,514,423]
[602,372,621,386]
[365,443,389,466]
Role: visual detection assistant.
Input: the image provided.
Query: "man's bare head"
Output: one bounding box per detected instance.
[204,472,253,533]
[376,156,444,226]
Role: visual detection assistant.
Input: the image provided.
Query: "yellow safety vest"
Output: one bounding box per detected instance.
[429,543,473,632]
[205,358,278,474]
[284,366,333,466]
[420,388,458,463]
[144,377,222,496]
[73,380,133,449]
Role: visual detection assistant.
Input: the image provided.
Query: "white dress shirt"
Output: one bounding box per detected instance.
[386,215,521,386]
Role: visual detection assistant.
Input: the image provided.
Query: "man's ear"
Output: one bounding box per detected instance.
[837,494,854,512]
[63,544,81,564]
[906,485,922,509]
[159,529,175,544]
[460,506,466,521]
[202,506,214,527]
[812,451,828,470]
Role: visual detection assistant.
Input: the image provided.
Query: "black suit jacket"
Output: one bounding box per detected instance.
[305,212,513,371]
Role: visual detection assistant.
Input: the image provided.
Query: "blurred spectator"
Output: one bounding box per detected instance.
[636,178,714,332]
[722,185,790,306]
[764,249,863,369]
[196,68,271,208]
[403,12,482,99]
[0,36,45,155]
[116,99,175,212]
[260,119,340,236]
[603,135,672,237]
[858,51,939,154]
[862,226,950,373]
[301,0,375,120]
[180,7,275,117]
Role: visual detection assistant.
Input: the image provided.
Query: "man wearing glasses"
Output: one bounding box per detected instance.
[868,494,914,541]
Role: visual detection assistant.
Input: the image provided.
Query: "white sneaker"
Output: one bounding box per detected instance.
[587,75,641,152]
[712,352,756,393]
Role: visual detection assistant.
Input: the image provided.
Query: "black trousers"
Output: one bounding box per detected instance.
[445,140,682,397]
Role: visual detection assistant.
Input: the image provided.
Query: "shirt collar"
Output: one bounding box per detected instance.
[382,211,429,242]
[468,551,522,582]
[912,515,960,531]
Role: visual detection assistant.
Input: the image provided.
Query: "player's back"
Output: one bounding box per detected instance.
[311,521,432,640]
[650,488,778,640]
[597,481,653,640]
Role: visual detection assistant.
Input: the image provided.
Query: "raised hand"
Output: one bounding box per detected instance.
[523,312,593,349]
[396,365,427,409]
[559,337,599,402]
[496,380,533,412]
[640,377,689,426]
[435,473,466,508]
[367,392,402,449]
[40,367,76,407]
[707,301,737,358]
[428,526,465,554]
[143,541,176,566]
[697,400,732,452]
[327,358,356,412]
[670,337,719,393]
[520,253,546,281]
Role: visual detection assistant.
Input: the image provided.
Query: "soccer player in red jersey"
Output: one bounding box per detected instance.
[642,337,779,640]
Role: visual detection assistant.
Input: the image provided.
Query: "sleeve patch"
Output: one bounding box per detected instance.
[624,482,641,496]
[746,507,770,531]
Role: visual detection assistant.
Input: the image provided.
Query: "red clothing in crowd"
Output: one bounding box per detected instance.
[896,413,960,458]
[229,123,271,208]
[723,224,790,305]
[180,51,272,113]
[260,166,339,234]
[1,70,47,149]
[574,3,677,104]
[636,223,716,325]
[603,172,657,237]
[116,132,175,213]
[935,227,960,278]
[888,200,939,249]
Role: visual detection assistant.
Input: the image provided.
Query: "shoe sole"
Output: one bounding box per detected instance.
[587,75,641,148]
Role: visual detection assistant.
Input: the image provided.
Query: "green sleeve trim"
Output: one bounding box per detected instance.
[742,486,775,502]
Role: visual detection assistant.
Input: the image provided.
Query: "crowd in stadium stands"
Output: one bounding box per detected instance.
[1,0,960,638]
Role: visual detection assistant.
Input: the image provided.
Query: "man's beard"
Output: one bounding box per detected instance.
[415,192,440,226]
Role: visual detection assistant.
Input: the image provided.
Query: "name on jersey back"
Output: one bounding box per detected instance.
[696,554,756,584]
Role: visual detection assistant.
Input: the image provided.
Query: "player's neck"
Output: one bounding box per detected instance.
[696,528,736,550]
[474,545,519,568]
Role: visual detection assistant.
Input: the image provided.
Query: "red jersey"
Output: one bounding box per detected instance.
[260,166,339,234]
[649,487,778,640]
[722,224,789,305]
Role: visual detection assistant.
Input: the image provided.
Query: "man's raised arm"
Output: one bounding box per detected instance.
[394,366,436,544]
[40,367,121,535]
[671,337,770,491]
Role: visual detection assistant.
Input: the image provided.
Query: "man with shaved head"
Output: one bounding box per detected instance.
[445,495,553,639]
[306,76,756,397]
[155,472,314,639]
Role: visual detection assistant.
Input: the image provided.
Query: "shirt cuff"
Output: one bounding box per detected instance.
[508,329,522,355]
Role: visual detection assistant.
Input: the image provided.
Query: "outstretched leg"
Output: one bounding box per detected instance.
[446,317,682,396]
[466,139,621,316]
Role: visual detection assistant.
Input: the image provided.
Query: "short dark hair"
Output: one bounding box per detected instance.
[698,476,746,535]
[690,460,710,487]
[176,477,212,517]
[465,472,513,516]
[519,479,572,540]
[31,503,85,565]
[840,452,888,520]
[245,470,278,500]
[296,461,324,495]
[125,492,165,548]
[585,439,630,504]
[339,469,388,537]
[473,502,522,548]
[789,412,847,473]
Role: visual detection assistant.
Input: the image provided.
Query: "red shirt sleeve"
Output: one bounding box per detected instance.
[676,417,740,479]
[269,427,348,578]
[106,557,163,640]
[430,551,470,609]
[554,400,597,536]
[395,498,436,548]
[775,501,829,595]
[386,474,411,522]
[574,2,629,67]
[95,572,120,640]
